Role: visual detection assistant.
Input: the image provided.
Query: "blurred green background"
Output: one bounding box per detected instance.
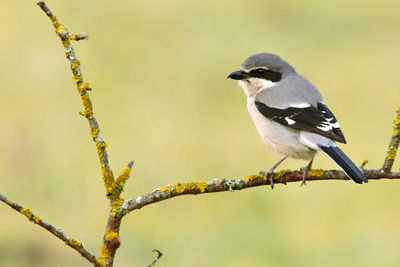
[1,0,400,266]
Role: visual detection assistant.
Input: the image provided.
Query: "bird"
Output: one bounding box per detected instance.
[227,53,368,187]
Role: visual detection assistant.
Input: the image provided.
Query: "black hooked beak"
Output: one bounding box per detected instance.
[227,70,249,80]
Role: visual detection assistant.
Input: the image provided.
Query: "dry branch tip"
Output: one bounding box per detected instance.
[148,249,163,267]
[382,108,400,172]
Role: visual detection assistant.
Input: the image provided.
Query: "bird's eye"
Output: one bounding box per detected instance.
[256,68,266,75]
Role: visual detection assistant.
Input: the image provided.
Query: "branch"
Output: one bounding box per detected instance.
[121,168,400,214]
[118,106,400,214]
[37,2,135,266]
[0,193,101,267]
[37,1,115,198]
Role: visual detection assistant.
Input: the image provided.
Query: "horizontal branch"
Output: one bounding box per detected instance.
[0,193,101,267]
[121,168,400,214]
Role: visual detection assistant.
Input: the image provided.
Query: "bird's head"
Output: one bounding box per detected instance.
[228,53,295,97]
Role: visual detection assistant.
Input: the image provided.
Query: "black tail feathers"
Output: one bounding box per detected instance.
[319,145,368,184]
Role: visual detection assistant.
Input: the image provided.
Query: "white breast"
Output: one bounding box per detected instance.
[247,96,316,160]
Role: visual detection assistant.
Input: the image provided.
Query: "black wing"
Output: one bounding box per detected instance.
[254,101,346,143]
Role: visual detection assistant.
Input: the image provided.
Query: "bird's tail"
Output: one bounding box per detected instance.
[319,145,368,184]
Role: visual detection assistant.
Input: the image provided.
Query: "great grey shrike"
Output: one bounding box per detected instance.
[228,53,368,187]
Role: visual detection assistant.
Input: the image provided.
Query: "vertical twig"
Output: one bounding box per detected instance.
[37,1,115,198]
[37,2,136,266]
[382,108,400,173]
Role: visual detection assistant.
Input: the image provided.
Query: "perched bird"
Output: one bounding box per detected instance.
[228,53,368,187]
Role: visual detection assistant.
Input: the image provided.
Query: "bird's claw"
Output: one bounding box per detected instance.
[300,165,311,187]
[260,170,274,189]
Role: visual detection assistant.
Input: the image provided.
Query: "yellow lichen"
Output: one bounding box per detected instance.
[81,92,93,117]
[174,181,206,194]
[96,142,116,196]
[174,181,183,193]
[95,258,106,267]
[96,143,107,164]
[360,160,369,169]
[245,174,261,183]
[77,81,91,92]
[84,81,91,90]
[72,60,80,69]
[110,198,124,217]
[103,170,115,192]
[96,141,107,149]
[308,169,324,177]
[392,109,400,135]
[56,25,66,35]
[387,145,397,160]
[393,120,400,135]
[194,181,207,192]
[160,184,173,192]
[21,207,33,221]
[33,216,42,224]
[100,242,110,259]
[116,166,132,187]
[91,128,99,139]
[69,238,82,247]
[73,76,83,84]
[62,39,69,46]
[70,33,77,40]
[104,228,119,242]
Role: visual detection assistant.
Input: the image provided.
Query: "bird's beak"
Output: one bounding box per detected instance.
[227,70,249,80]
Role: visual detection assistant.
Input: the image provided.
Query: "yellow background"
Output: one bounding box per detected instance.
[1,1,400,266]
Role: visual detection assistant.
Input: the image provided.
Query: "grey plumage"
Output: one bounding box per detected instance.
[228,52,367,185]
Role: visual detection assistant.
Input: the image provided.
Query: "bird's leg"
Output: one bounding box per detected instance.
[260,155,288,189]
[300,159,314,187]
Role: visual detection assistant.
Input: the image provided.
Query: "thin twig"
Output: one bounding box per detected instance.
[70,33,89,41]
[122,168,400,214]
[0,193,101,267]
[37,1,115,197]
[382,108,400,173]
[359,160,368,169]
[148,249,163,267]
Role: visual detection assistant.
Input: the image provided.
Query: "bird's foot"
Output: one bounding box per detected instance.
[300,165,312,186]
[260,169,275,189]
[299,159,314,187]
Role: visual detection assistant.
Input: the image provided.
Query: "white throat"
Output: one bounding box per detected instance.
[238,78,277,98]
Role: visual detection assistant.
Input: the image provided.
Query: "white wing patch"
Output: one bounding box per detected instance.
[289,103,311,108]
[317,121,341,132]
[330,122,340,128]
[285,117,296,125]
[254,100,346,143]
